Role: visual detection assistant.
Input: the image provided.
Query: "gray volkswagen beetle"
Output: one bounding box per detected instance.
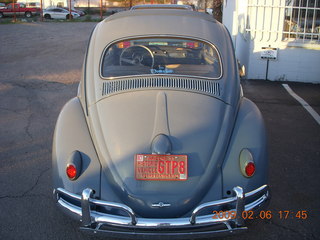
[53,6,270,239]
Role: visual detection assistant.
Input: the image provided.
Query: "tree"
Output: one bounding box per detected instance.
[212,0,222,22]
[3,0,16,4]
[197,0,223,22]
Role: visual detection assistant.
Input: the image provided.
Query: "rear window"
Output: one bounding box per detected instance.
[101,38,222,79]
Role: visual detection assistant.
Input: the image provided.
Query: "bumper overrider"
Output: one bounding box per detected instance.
[54,185,270,239]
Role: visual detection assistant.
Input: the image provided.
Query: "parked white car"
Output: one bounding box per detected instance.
[43,7,80,19]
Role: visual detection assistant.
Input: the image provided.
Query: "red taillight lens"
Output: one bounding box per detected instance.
[245,162,255,177]
[239,149,255,178]
[66,164,77,180]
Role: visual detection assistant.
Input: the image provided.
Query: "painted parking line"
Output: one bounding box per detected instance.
[282,84,320,126]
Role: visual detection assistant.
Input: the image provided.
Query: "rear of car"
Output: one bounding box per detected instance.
[53,8,270,239]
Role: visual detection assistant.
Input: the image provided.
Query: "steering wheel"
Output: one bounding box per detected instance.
[120,45,154,68]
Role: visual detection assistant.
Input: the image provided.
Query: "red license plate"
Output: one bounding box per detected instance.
[135,154,188,181]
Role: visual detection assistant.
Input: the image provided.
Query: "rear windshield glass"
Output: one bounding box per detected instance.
[101,38,222,79]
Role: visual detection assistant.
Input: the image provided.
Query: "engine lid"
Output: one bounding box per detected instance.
[89,89,235,217]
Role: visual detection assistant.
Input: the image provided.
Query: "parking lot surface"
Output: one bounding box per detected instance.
[0,22,319,240]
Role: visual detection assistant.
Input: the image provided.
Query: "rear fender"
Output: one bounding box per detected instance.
[52,97,101,196]
[222,97,268,198]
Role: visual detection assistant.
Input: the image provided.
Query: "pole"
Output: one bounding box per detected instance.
[13,0,16,22]
[265,59,269,81]
[100,0,102,20]
[69,0,72,20]
[204,0,208,13]
[40,0,43,21]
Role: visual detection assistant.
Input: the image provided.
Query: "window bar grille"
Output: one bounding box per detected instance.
[288,0,293,39]
[260,0,266,41]
[296,0,302,41]
[311,0,317,41]
[275,0,283,41]
[267,0,274,41]
[247,0,319,42]
[247,0,286,41]
[303,0,309,42]
[253,0,258,39]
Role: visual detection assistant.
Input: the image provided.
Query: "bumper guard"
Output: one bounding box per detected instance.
[54,185,270,239]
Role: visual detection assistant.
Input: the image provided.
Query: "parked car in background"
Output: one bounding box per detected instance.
[0,3,6,9]
[62,7,85,16]
[43,7,80,19]
[0,3,40,18]
[53,6,270,239]
[24,2,40,8]
[206,8,213,15]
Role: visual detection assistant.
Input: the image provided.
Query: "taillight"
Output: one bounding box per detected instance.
[239,149,255,178]
[66,151,82,181]
[66,164,77,180]
[245,162,255,177]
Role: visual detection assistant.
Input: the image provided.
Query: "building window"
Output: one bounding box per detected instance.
[283,0,320,43]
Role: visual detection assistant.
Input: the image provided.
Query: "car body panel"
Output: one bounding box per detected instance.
[52,97,101,196]
[222,97,268,196]
[83,9,239,108]
[92,90,232,217]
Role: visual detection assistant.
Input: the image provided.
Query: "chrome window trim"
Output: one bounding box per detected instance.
[99,35,223,81]
[83,27,96,116]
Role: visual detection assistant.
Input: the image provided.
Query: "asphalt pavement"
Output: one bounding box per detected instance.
[0,22,319,240]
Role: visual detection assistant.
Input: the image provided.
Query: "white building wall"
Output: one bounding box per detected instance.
[223,0,320,83]
[20,0,78,8]
[223,0,250,73]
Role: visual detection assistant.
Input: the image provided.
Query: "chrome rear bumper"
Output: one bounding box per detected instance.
[54,185,270,239]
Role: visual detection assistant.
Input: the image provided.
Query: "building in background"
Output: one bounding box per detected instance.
[223,0,320,83]
[18,0,176,10]
[18,0,75,8]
